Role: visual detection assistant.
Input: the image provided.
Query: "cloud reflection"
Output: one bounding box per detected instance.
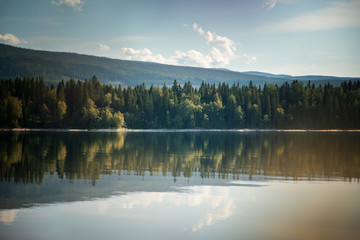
[121,192,164,209]
[0,209,19,225]
[190,187,234,232]
[115,185,237,231]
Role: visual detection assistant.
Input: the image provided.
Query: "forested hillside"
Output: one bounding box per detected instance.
[1,44,357,87]
[1,76,359,129]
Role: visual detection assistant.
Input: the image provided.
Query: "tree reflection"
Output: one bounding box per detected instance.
[0,132,359,184]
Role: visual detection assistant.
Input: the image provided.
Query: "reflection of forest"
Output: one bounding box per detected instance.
[1,132,359,183]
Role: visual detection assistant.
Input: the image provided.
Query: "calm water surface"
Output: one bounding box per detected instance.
[0,131,360,240]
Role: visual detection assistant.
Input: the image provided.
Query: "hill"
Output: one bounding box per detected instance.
[0,44,358,86]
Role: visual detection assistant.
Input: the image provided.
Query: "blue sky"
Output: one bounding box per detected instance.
[1,0,360,77]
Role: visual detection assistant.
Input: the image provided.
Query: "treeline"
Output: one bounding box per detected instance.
[1,76,360,129]
[1,132,360,184]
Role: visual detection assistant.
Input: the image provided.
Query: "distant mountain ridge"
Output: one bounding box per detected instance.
[243,71,351,81]
[0,44,358,86]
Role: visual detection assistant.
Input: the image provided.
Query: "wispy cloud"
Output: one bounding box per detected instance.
[262,0,290,10]
[192,23,237,66]
[98,43,110,52]
[263,0,278,10]
[243,54,258,65]
[0,33,27,45]
[121,23,256,68]
[52,0,85,11]
[192,23,205,35]
[262,0,360,32]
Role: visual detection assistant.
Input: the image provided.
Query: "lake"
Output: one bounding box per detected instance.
[0,131,360,240]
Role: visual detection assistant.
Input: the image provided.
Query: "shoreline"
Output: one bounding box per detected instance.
[1,128,360,133]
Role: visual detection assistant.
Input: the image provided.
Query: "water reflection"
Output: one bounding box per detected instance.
[113,186,235,232]
[0,209,19,225]
[1,131,360,240]
[1,181,359,240]
[1,131,360,184]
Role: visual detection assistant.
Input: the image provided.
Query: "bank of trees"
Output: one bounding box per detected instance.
[1,76,360,129]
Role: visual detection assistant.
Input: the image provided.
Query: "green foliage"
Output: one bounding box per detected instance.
[82,99,100,129]
[0,96,22,127]
[57,101,67,121]
[112,111,125,128]
[1,77,360,129]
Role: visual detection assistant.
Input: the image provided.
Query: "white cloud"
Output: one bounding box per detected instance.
[121,48,167,64]
[192,23,205,35]
[262,0,360,32]
[170,49,214,68]
[0,33,27,45]
[262,0,291,10]
[191,23,239,67]
[120,46,230,69]
[120,23,256,68]
[52,0,85,11]
[263,0,278,10]
[192,23,237,58]
[98,43,110,52]
[243,54,258,65]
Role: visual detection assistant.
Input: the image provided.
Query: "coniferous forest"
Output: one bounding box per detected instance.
[1,75,360,129]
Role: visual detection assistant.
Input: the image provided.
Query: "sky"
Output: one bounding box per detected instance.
[1,0,360,77]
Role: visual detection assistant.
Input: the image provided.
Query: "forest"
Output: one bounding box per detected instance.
[1,76,360,129]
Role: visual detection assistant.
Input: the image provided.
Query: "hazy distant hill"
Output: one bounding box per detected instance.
[0,44,358,86]
[243,71,354,86]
